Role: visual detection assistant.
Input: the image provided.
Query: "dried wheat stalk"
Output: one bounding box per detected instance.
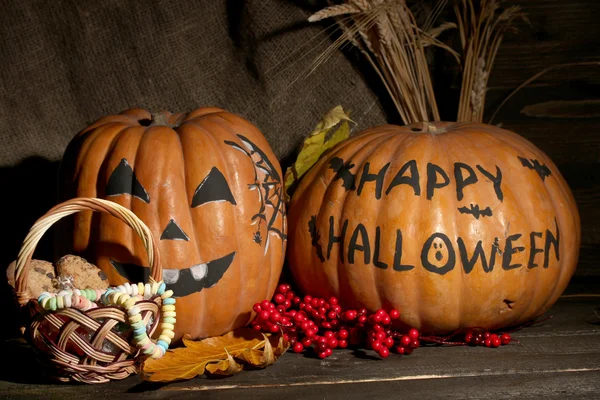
[308,0,524,125]
[455,0,528,122]
[308,0,454,124]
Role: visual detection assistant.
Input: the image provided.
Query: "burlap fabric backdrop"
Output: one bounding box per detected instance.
[0,1,389,281]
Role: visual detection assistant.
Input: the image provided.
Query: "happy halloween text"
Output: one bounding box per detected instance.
[309,216,560,275]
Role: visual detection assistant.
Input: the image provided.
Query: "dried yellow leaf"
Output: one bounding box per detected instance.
[283,105,354,203]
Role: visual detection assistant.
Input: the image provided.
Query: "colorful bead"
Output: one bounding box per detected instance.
[157,282,166,295]
[142,343,155,355]
[151,346,165,359]
[40,297,50,309]
[163,311,176,318]
[162,317,176,324]
[131,320,145,331]
[38,292,51,302]
[162,329,175,339]
[161,323,175,331]
[163,298,176,305]
[128,306,140,316]
[129,314,142,324]
[158,335,172,344]
[119,294,131,305]
[100,290,111,305]
[135,334,150,346]
[114,291,125,302]
[162,305,176,312]
[157,340,169,351]
[134,326,147,336]
[161,290,174,299]
[56,295,64,309]
[125,298,137,309]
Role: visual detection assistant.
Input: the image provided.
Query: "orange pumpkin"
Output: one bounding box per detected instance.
[287,121,580,334]
[58,107,287,342]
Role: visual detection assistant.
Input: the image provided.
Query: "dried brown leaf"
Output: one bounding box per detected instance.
[205,349,244,375]
[141,328,289,382]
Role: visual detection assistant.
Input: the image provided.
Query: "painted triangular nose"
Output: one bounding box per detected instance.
[106,158,150,203]
[161,218,190,241]
[191,167,236,207]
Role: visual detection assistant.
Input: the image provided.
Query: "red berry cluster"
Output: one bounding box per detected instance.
[250,284,420,359]
[464,331,512,347]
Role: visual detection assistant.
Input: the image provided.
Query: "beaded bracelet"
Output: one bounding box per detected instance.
[37,280,176,359]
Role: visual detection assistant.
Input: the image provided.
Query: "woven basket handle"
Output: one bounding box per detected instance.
[13,197,162,306]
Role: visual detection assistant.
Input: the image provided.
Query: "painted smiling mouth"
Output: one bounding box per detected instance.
[110,252,236,298]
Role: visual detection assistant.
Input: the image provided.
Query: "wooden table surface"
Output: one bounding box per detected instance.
[1,292,598,400]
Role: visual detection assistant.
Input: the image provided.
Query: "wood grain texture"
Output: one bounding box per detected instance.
[435,0,600,90]
[488,0,600,89]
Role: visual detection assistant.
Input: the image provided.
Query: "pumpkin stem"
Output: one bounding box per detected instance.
[147,112,180,128]
[424,123,438,134]
[408,122,450,135]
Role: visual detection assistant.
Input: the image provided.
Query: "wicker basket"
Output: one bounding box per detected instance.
[12,197,174,384]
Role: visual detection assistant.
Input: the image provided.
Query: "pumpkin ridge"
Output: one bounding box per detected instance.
[327,133,396,308]
[445,130,505,329]
[483,130,543,327]
[186,119,235,336]
[221,115,274,331]
[210,113,275,310]
[209,111,286,332]
[489,129,577,320]
[437,131,464,331]
[373,132,415,315]
[412,130,451,332]
[462,129,531,329]
[95,125,147,276]
[189,120,232,337]
[384,132,427,330]
[204,122,243,334]
[173,123,197,254]
[97,125,143,261]
[72,123,133,253]
[129,126,158,267]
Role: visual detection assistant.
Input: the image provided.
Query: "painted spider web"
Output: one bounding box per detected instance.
[225,134,287,253]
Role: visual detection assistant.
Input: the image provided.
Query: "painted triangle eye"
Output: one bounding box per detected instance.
[192,167,236,207]
[106,158,150,203]
[160,218,190,241]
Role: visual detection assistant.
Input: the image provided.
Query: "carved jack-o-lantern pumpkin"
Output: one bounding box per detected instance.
[287,122,580,335]
[58,108,287,341]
